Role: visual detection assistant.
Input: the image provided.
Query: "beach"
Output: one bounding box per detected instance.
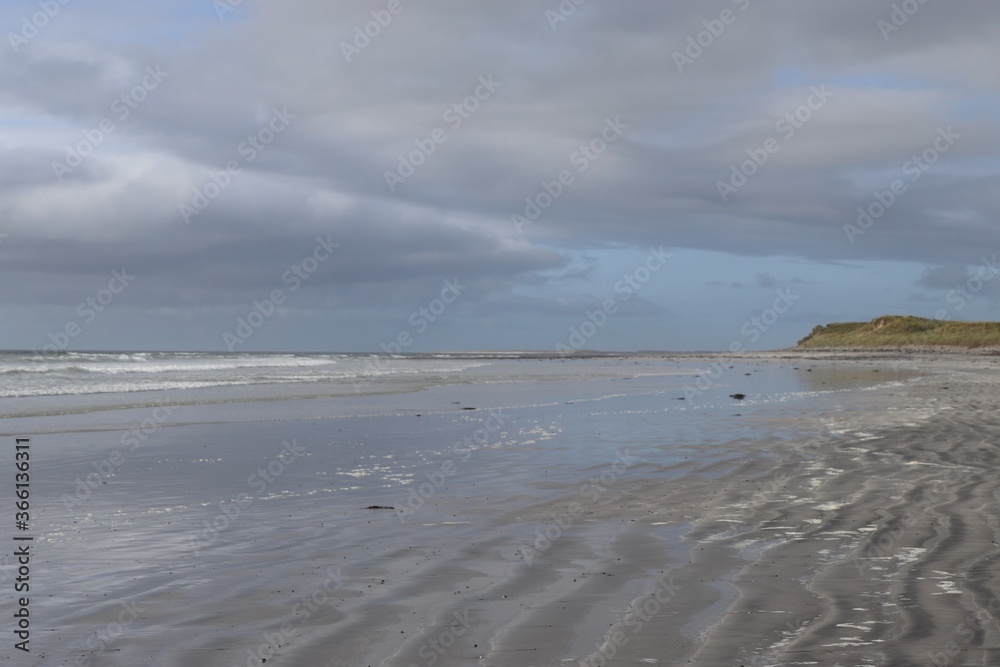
[2,351,1000,666]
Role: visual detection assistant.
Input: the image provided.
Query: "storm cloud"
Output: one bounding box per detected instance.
[1,0,998,351]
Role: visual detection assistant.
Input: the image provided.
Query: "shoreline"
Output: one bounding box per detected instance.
[9,353,1000,665]
[612,353,1000,665]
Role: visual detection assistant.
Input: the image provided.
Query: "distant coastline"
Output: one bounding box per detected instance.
[796,315,1000,350]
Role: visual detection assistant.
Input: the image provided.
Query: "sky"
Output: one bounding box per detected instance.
[1,0,998,353]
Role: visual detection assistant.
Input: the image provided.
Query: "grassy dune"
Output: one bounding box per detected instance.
[796,315,1000,349]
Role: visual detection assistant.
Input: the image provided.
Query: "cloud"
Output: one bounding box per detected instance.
[1,0,999,350]
[918,265,973,291]
[755,272,776,288]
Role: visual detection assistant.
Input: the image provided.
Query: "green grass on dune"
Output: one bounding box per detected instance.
[796,315,1000,349]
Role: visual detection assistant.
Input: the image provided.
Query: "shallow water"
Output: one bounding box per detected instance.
[0,355,915,665]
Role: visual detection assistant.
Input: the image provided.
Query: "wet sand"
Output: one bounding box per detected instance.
[6,352,1000,666]
[553,352,1000,667]
[679,353,1000,666]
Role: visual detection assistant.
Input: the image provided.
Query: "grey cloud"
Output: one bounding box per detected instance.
[1,0,999,350]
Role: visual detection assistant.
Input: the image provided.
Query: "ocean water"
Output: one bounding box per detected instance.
[0,350,489,398]
[0,350,910,423]
[0,351,919,665]
[0,351,913,482]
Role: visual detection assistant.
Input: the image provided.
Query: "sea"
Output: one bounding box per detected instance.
[0,350,919,665]
[0,348,910,421]
[0,350,488,399]
[0,349,913,469]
